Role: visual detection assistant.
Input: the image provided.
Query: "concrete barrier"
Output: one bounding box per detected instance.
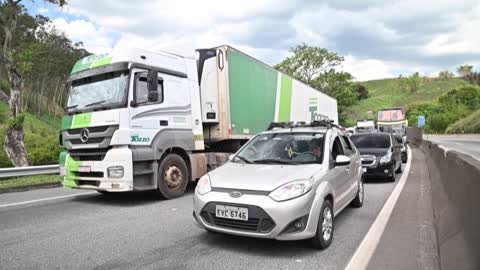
[419,140,480,270]
[406,127,423,144]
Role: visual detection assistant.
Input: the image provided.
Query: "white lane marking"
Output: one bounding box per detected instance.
[454,142,464,146]
[0,192,96,208]
[345,146,413,270]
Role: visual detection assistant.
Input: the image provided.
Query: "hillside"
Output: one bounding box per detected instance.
[446,109,480,134]
[0,102,61,167]
[344,77,470,126]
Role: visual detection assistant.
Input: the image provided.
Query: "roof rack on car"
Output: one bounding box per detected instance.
[266,120,341,131]
[266,122,294,130]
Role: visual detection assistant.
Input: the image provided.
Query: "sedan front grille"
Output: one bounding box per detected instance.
[212,216,260,231]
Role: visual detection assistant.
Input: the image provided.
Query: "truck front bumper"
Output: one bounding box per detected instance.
[62,146,133,192]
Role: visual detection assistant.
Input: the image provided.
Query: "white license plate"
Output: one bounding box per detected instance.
[77,165,91,173]
[215,205,248,221]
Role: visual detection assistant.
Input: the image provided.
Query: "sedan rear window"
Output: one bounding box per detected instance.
[350,134,391,149]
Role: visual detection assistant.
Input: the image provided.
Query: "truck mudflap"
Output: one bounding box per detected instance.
[62,146,133,192]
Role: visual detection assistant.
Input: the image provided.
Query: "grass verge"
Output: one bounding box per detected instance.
[0,175,62,190]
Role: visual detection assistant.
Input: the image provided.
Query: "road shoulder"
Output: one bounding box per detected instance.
[367,146,440,270]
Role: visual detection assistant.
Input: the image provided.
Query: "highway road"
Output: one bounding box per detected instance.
[0,148,439,270]
[0,182,399,269]
[425,134,480,160]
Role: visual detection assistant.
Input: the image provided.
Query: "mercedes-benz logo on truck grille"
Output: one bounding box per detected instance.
[229,191,242,198]
[80,128,89,143]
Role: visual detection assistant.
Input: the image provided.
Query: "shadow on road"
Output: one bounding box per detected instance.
[363,174,400,184]
[70,181,197,207]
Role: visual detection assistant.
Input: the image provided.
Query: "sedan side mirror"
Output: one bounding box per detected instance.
[335,155,351,167]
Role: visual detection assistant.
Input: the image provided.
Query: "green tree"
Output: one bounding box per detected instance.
[0,0,66,167]
[399,72,422,93]
[457,64,473,77]
[354,83,369,100]
[275,43,344,84]
[438,70,454,80]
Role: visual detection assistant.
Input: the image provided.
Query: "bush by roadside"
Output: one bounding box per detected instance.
[446,109,480,134]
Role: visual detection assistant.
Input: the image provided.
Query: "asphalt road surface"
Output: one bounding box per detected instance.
[425,134,480,160]
[0,165,410,270]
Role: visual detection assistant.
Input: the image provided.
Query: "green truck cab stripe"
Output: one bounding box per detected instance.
[71,53,112,74]
[64,155,79,188]
[72,113,92,129]
[278,74,293,122]
[62,113,92,129]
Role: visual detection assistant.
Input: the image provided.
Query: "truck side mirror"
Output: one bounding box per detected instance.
[147,70,158,92]
[148,91,159,102]
[147,70,159,102]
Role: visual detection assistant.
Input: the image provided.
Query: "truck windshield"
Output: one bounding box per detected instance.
[233,132,325,165]
[378,124,405,136]
[350,134,391,149]
[66,71,129,112]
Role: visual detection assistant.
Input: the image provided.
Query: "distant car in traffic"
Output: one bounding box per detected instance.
[393,134,408,163]
[350,132,403,181]
[193,121,364,250]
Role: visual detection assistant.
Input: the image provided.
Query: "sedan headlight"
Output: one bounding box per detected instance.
[196,174,211,195]
[269,179,313,202]
[379,152,392,164]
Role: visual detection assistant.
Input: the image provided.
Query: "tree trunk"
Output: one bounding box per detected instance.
[3,66,30,166]
[2,3,30,167]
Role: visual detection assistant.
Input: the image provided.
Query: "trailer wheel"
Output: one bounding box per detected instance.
[157,154,189,199]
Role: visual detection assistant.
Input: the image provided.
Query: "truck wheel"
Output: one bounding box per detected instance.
[350,179,364,208]
[311,200,334,250]
[157,154,188,199]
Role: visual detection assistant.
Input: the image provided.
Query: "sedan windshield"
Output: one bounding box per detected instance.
[350,134,391,149]
[66,71,128,112]
[234,132,325,165]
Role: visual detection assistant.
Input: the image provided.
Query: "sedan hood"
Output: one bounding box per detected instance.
[357,148,390,156]
[208,162,321,192]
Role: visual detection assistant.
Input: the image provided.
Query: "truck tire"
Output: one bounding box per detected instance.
[311,200,334,250]
[157,154,188,199]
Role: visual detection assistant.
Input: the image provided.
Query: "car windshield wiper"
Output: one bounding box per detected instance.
[85,100,106,107]
[93,105,111,111]
[253,159,298,165]
[233,155,252,164]
[64,104,78,111]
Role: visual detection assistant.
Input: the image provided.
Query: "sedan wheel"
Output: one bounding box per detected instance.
[351,179,364,208]
[312,200,334,249]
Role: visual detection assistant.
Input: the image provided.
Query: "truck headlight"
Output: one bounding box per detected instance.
[107,166,124,178]
[380,152,392,164]
[196,174,211,195]
[269,178,313,202]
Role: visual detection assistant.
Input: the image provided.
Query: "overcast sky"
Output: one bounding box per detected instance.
[25,0,480,81]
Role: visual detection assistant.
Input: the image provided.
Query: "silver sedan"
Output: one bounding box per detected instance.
[193,125,364,249]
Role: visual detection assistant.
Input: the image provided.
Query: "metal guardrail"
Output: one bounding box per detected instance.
[0,165,59,179]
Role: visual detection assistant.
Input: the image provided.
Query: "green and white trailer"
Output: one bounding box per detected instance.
[60,45,338,198]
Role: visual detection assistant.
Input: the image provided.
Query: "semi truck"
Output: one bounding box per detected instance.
[59,45,338,198]
[377,107,408,141]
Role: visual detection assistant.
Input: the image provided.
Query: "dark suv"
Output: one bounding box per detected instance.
[350,132,403,181]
